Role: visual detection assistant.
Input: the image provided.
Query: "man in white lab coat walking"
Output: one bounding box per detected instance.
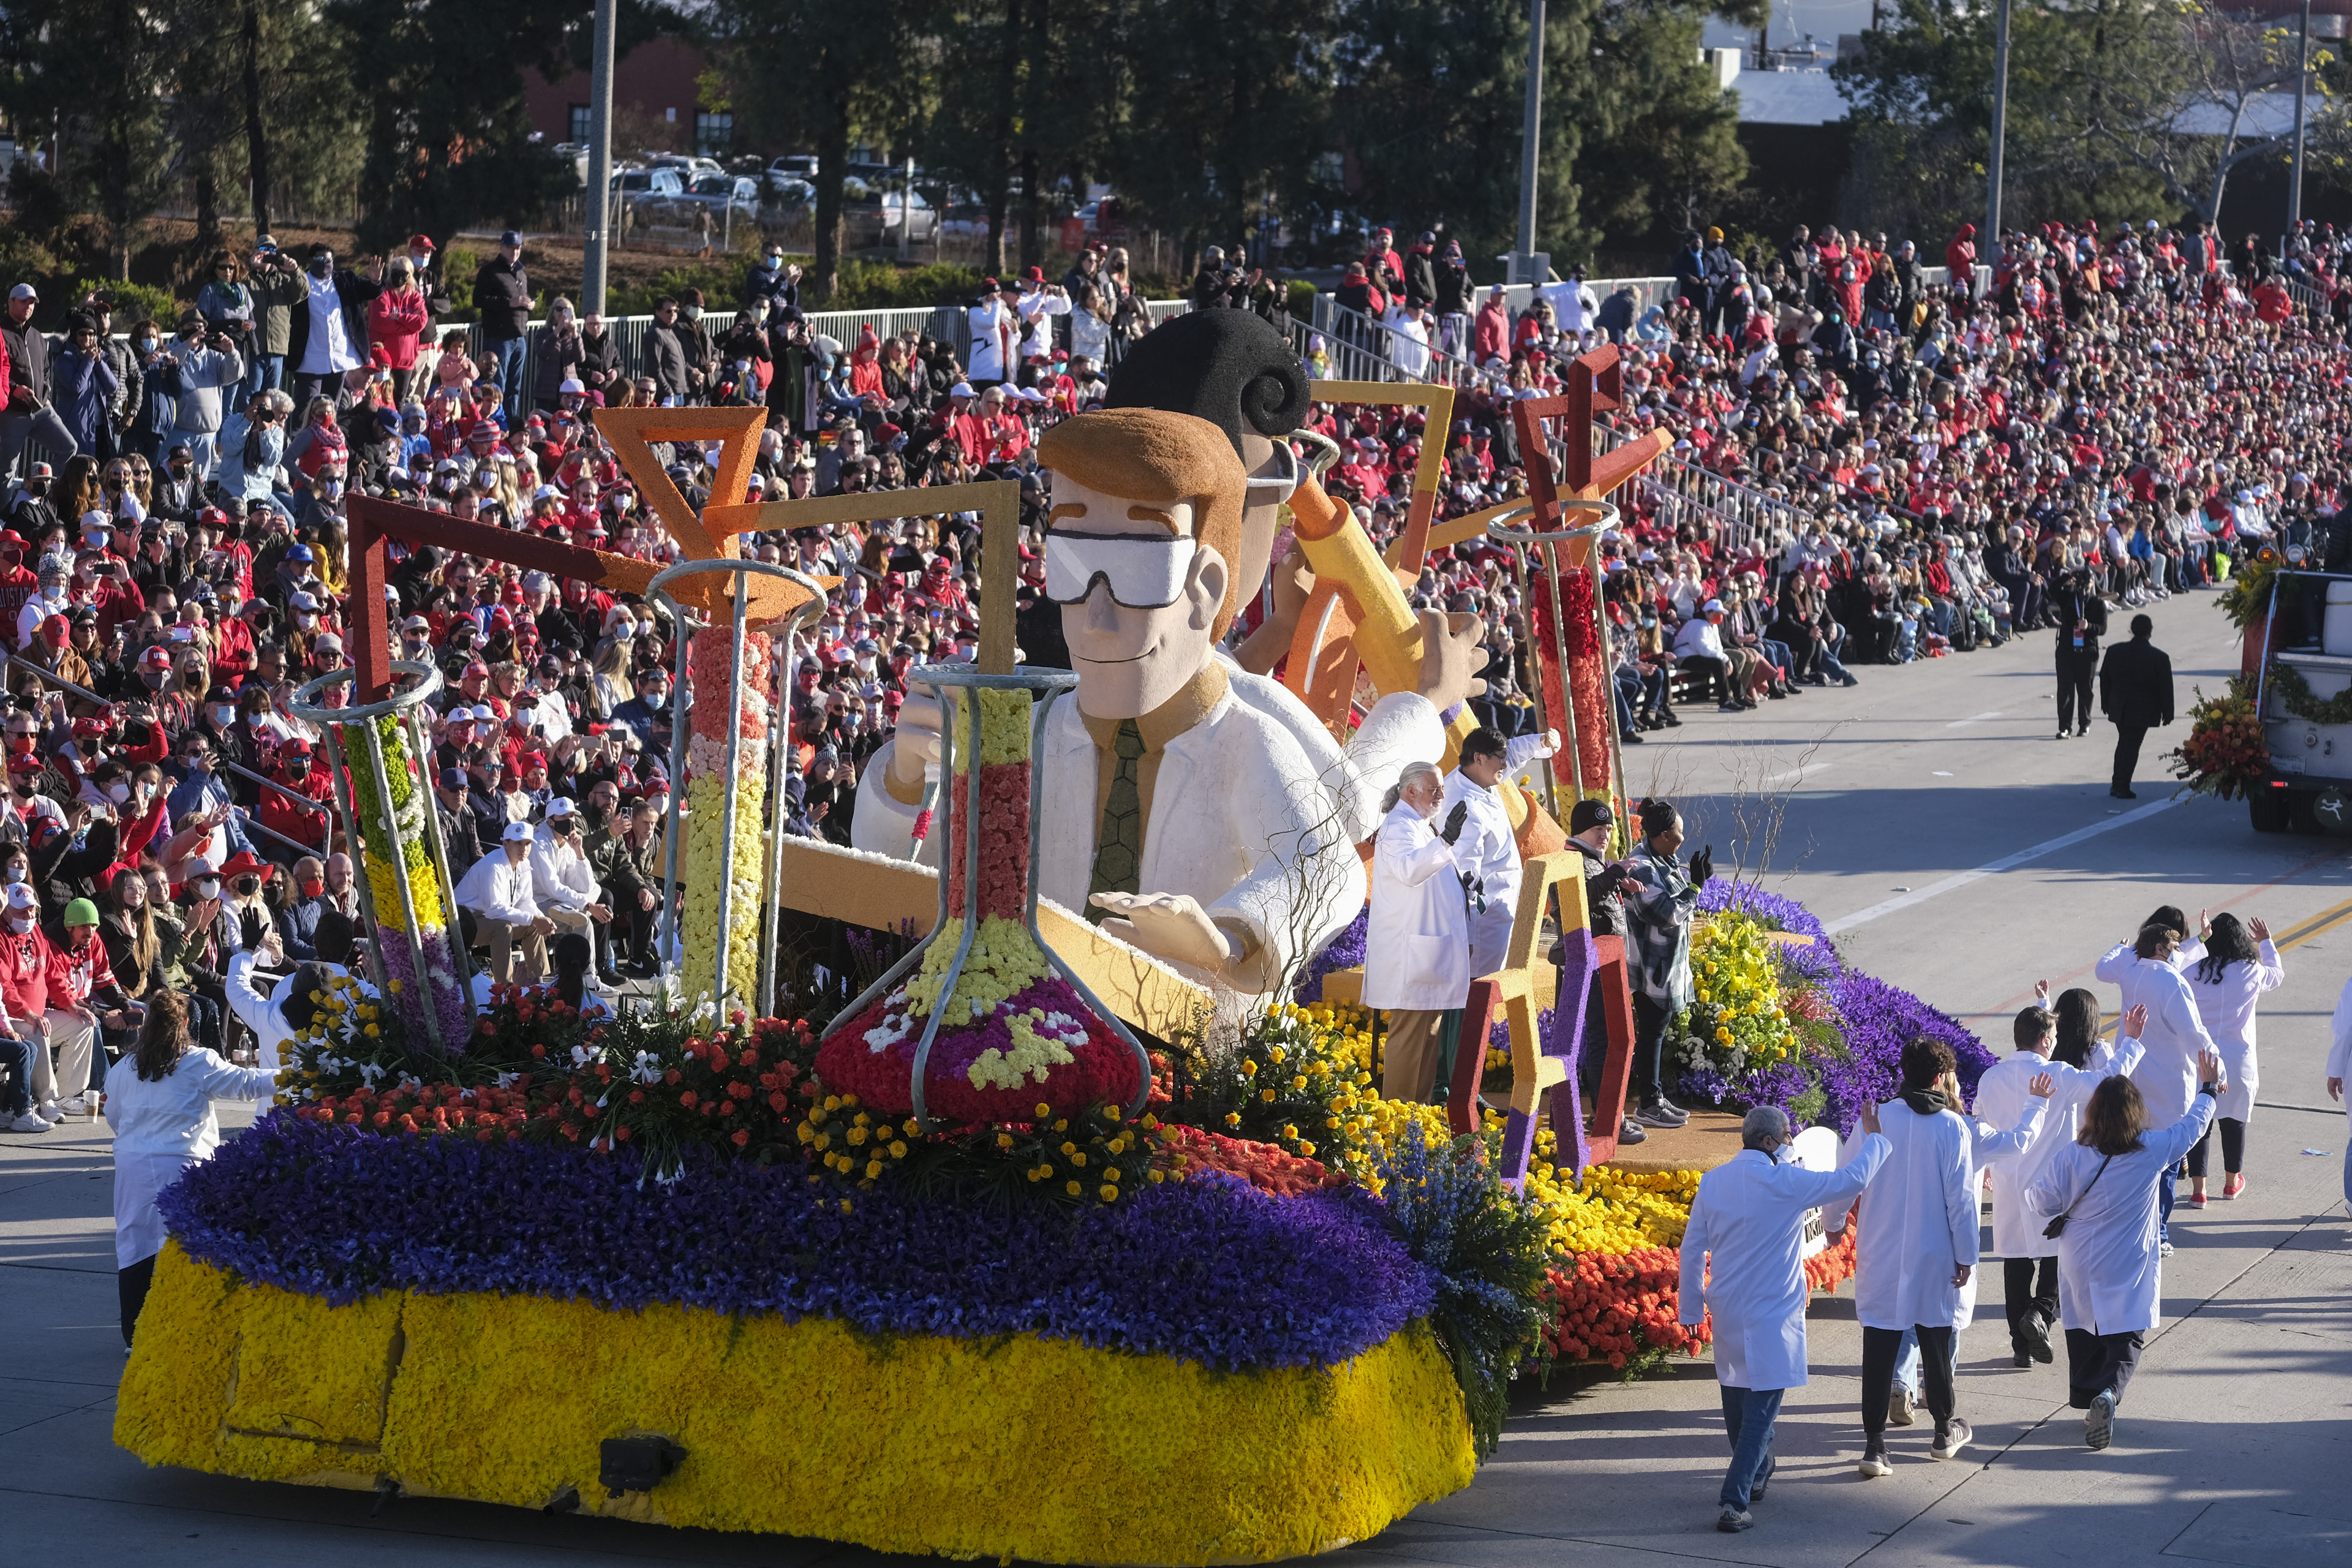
[1678,1104,1890,1533]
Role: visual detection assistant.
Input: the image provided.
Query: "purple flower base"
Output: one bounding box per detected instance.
[160,1111,1436,1371]
[1822,969,1997,1133]
[1294,907,1369,1003]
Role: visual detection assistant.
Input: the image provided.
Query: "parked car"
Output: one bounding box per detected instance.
[840,176,939,246]
[767,154,818,192]
[678,173,763,224]
[609,165,687,224]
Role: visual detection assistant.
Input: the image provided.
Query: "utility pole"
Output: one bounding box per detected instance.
[1513,0,1547,285]
[1983,0,2011,286]
[2290,0,2312,256]
[581,0,618,316]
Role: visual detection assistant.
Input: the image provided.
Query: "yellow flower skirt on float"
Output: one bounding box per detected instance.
[118,1244,1476,1565]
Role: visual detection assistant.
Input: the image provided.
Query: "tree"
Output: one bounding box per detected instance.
[326,0,577,257]
[707,0,930,303]
[1107,0,1338,266]
[1331,0,1590,268]
[1574,1,1754,256]
[1833,0,2183,239]
[919,0,1120,276]
[0,0,178,278]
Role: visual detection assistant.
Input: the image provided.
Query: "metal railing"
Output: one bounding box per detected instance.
[219,758,336,861]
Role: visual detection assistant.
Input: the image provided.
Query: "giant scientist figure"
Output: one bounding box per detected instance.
[854,313,1482,995]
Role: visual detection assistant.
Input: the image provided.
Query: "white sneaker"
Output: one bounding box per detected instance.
[34,1100,65,1123]
[53,1094,88,1118]
[1888,1385,1917,1426]
[2,1110,51,1133]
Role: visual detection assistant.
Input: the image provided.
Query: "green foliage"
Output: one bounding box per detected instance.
[72,278,184,330]
[1573,5,1749,256]
[831,260,985,309]
[606,261,758,318]
[441,246,480,322]
[1374,1121,1553,1460]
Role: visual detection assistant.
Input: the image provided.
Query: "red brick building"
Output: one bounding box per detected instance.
[524,37,736,156]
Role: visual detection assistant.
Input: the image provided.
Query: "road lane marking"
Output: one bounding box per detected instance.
[1822,794,2185,935]
[1966,845,2352,1023]
[1768,761,1835,786]
[1946,711,2004,727]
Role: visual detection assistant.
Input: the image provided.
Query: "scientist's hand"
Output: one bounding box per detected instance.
[1088,890,1235,974]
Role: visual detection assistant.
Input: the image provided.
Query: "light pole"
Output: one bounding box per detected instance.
[1983,0,2011,286]
[1514,0,1546,285]
[581,0,618,316]
[2290,0,2313,255]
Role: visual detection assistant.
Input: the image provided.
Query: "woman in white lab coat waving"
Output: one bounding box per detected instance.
[104,990,277,1349]
[1363,761,1473,1104]
[1975,993,2148,1366]
[1851,1035,2048,1476]
[2182,914,2282,1206]
[2027,1049,2226,1451]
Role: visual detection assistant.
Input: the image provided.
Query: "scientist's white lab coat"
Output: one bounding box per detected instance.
[2118,957,2218,1130]
[1438,766,1518,976]
[2026,1092,2217,1334]
[2184,941,2283,1123]
[104,1047,277,1268]
[1361,800,1472,1012]
[1853,1095,2040,1333]
[1678,1134,1890,1390]
[1976,1031,2147,1260]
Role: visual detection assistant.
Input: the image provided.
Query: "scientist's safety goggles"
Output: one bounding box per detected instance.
[1042,529,1198,609]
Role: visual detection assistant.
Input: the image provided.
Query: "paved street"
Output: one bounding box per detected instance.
[4,582,2347,1566]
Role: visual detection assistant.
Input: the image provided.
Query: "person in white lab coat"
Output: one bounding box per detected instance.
[1977,995,2149,1365]
[2180,914,2282,1205]
[2329,974,2352,1212]
[105,990,277,1348]
[2026,1050,2226,1450]
[1363,761,1473,1104]
[2111,922,2220,1248]
[1678,1104,1891,1533]
[1438,728,1520,977]
[529,797,611,982]
[454,821,554,984]
[2091,903,2207,990]
[1852,1036,2049,1475]
[223,931,353,1071]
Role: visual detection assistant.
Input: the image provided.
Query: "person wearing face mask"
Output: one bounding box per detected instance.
[256,741,329,867]
[16,552,75,654]
[1362,760,1476,1105]
[276,854,331,962]
[0,881,99,1120]
[528,798,612,984]
[285,244,383,415]
[205,848,277,960]
[1676,1104,1893,1533]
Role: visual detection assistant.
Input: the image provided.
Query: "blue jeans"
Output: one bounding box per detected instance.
[2158,1159,2176,1242]
[0,1031,32,1114]
[488,336,529,425]
[250,352,284,398]
[1718,1385,1782,1510]
[1895,1327,1921,1395]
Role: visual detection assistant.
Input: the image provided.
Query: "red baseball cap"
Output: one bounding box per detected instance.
[408,233,435,251]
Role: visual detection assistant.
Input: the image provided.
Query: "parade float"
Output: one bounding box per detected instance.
[115,337,1991,1559]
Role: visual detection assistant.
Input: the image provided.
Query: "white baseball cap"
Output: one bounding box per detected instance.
[4,884,35,910]
[546,796,576,818]
[502,821,535,843]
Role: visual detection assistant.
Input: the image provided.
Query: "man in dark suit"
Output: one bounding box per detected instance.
[2098,613,2174,800]
[2050,567,2108,739]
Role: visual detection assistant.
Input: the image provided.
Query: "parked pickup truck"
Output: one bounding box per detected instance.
[2252,567,2352,832]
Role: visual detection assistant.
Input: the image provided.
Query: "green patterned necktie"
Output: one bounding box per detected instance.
[1086,720,1146,922]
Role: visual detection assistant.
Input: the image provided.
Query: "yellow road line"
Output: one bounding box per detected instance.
[2094,889,2352,1037]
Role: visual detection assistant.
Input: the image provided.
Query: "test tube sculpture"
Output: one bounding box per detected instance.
[648,557,828,1014]
[816,665,1152,1129]
[1488,502,1625,822]
[290,660,477,1055]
